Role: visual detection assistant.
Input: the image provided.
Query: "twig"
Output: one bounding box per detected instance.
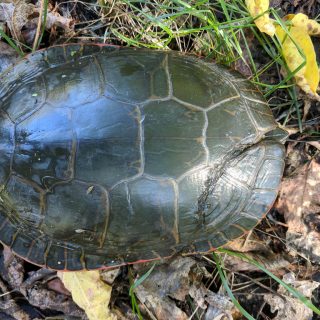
[33,0,44,51]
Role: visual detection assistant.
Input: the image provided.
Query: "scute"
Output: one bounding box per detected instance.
[0,45,287,270]
[73,98,141,187]
[169,55,238,108]
[98,51,167,103]
[14,104,73,185]
[143,99,206,177]
[4,77,46,122]
[44,56,103,109]
[206,98,258,162]
[5,175,43,228]
[44,180,109,245]
[108,177,178,251]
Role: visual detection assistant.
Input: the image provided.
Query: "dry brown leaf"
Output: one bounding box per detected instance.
[26,283,84,317]
[47,278,72,296]
[0,42,19,74]
[307,141,320,151]
[265,294,311,319]
[264,272,319,320]
[134,257,240,319]
[0,2,33,42]
[189,283,239,320]
[224,237,291,272]
[223,252,291,273]
[58,270,116,320]
[0,1,74,46]
[276,159,320,262]
[302,99,312,121]
[33,5,74,32]
[101,268,121,286]
[136,286,188,320]
[2,246,24,290]
[134,258,194,320]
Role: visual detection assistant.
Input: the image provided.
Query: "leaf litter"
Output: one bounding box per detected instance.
[0,0,320,319]
[276,157,320,263]
[133,257,239,320]
[264,272,320,320]
[0,0,74,47]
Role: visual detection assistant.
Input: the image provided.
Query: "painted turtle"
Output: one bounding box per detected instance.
[0,44,287,270]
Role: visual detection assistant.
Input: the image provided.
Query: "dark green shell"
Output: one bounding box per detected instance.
[0,44,287,270]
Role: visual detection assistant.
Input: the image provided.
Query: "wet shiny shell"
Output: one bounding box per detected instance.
[0,45,287,270]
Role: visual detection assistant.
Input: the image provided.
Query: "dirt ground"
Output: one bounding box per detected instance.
[0,1,320,319]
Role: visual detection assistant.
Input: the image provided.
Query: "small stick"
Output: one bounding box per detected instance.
[33,0,45,51]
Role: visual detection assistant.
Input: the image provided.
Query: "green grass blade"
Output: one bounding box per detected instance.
[212,252,255,320]
[130,263,156,293]
[218,248,320,315]
[0,29,24,57]
[129,263,156,319]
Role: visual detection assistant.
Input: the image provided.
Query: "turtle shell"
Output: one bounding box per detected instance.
[0,44,287,270]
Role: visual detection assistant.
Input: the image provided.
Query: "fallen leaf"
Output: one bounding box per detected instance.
[223,252,290,273]
[47,278,71,296]
[134,257,242,319]
[0,1,32,43]
[225,237,291,273]
[58,270,116,320]
[0,42,19,74]
[26,283,84,317]
[264,272,320,320]
[275,13,320,100]
[2,246,24,290]
[287,13,320,36]
[276,159,320,262]
[245,0,276,36]
[265,294,311,319]
[0,1,74,47]
[134,257,194,319]
[189,283,239,319]
[307,141,320,151]
[101,267,121,286]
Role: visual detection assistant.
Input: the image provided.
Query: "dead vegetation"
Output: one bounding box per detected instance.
[0,0,320,319]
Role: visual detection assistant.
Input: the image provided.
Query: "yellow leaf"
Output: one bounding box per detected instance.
[288,13,320,36]
[275,14,320,100]
[58,270,117,320]
[245,0,275,36]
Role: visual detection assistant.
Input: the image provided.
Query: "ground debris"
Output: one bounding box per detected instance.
[0,276,31,320]
[132,257,239,320]
[223,252,291,273]
[189,283,239,320]
[276,158,320,263]
[0,0,74,47]
[264,272,320,320]
[0,42,19,73]
[2,246,24,290]
[224,236,291,273]
[0,1,319,319]
[133,257,194,320]
[101,268,121,286]
[26,283,85,317]
[0,245,85,319]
